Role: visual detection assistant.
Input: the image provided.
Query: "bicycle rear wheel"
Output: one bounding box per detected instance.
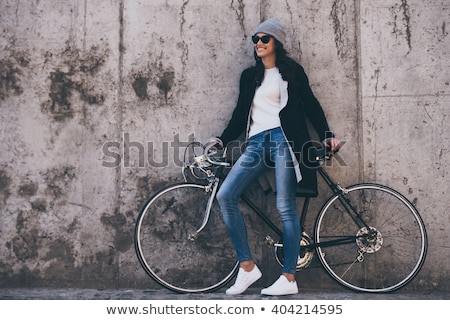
[314,183,427,293]
[134,182,238,293]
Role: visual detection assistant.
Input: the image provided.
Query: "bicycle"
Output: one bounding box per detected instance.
[134,141,428,294]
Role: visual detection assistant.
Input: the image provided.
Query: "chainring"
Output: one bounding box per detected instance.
[275,232,315,271]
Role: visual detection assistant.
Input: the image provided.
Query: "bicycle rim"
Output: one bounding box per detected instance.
[314,183,427,293]
[134,182,238,293]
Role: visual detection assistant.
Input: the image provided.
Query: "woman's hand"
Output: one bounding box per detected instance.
[205,137,224,151]
[322,137,342,153]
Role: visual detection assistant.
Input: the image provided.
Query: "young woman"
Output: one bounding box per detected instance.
[208,18,340,296]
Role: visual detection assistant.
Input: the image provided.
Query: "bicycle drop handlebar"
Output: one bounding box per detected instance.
[203,143,232,167]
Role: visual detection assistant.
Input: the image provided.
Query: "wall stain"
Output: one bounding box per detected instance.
[179,0,190,34]
[4,210,114,288]
[131,64,176,105]
[100,208,133,253]
[45,238,75,263]
[132,75,149,100]
[230,0,246,34]
[42,238,84,287]
[11,210,40,261]
[79,250,115,288]
[157,71,175,103]
[400,0,412,53]
[41,166,76,200]
[31,198,47,212]
[136,176,152,205]
[41,44,108,121]
[0,169,12,206]
[330,0,348,60]
[390,0,412,53]
[18,180,38,198]
[284,0,302,61]
[67,217,79,233]
[45,70,75,121]
[372,67,381,102]
[178,1,190,80]
[0,53,29,100]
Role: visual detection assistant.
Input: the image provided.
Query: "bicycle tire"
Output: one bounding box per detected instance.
[314,183,427,293]
[134,182,239,293]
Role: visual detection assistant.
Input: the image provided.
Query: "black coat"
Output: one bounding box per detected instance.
[219,62,334,197]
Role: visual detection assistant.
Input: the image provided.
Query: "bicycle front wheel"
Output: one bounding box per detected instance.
[134,182,238,293]
[314,183,427,293]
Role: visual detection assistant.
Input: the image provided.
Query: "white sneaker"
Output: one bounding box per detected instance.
[225,265,262,295]
[261,275,298,296]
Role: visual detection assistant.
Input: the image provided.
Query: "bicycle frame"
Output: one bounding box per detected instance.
[237,165,369,252]
[198,143,378,257]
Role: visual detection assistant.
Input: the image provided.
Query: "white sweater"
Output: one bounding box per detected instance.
[248,67,287,138]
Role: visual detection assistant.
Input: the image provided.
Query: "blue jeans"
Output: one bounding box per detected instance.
[216,127,301,274]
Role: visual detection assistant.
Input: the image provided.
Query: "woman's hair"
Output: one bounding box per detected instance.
[253,38,296,86]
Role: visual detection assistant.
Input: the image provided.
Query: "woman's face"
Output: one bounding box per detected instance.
[253,33,276,60]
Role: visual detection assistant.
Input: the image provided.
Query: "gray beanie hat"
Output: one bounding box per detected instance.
[254,18,286,45]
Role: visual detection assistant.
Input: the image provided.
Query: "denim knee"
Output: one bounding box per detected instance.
[276,198,297,220]
[216,187,226,206]
[216,185,237,210]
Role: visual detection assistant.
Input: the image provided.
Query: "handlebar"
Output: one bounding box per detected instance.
[195,141,339,169]
[203,143,231,167]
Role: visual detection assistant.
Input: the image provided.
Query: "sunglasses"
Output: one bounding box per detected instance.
[252,35,271,44]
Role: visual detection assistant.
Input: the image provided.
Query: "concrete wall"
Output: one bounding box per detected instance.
[0,0,448,291]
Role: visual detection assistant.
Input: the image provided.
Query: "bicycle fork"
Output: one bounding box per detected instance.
[188,178,220,241]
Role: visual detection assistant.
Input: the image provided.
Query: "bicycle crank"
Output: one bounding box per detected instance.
[270,233,315,271]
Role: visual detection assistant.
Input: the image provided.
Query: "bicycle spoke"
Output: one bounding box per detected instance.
[135,183,238,293]
[314,183,427,293]
[337,254,362,279]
